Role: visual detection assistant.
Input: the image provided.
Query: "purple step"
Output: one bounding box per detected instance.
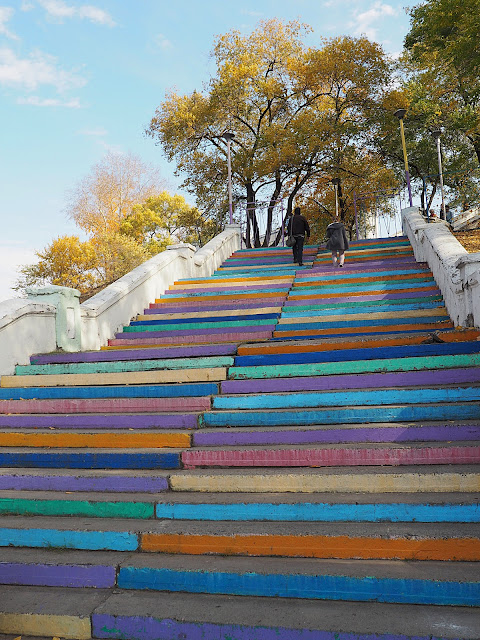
[0,473,169,492]
[31,343,237,365]
[221,368,480,394]
[0,562,115,588]
[193,424,480,447]
[164,284,291,294]
[0,414,198,429]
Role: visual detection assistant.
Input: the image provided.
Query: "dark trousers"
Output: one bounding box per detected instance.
[292,235,305,264]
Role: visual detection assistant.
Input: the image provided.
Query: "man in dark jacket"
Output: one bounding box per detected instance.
[287,207,310,266]
[325,219,349,267]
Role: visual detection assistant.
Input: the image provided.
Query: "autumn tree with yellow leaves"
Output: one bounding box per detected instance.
[147,19,396,246]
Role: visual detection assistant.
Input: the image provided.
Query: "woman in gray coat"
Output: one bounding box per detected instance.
[325,220,349,267]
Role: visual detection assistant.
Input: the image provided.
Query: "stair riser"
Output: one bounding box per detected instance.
[182,446,480,469]
[0,475,168,492]
[0,452,181,469]
[0,383,219,400]
[213,388,480,410]
[230,353,480,379]
[117,568,480,606]
[30,343,237,365]
[1,529,478,561]
[0,563,477,606]
[170,472,480,493]
[0,397,209,413]
[155,502,480,522]
[109,331,273,346]
[0,414,198,429]
[193,425,480,447]
[204,405,480,426]
[222,368,480,393]
[234,342,480,367]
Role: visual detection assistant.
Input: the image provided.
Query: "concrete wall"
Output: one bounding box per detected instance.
[0,225,240,376]
[402,207,480,328]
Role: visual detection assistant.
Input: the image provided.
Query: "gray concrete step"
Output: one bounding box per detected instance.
[1,585,480,639]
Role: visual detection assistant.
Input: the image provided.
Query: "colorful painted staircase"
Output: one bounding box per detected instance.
[0,237,480,640]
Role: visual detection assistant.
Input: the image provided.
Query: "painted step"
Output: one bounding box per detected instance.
[16,357,233,376]
[87,589,480,640]
[121,319,277,332]
[181,444,480,469]
[3,587,477,640]
[192,422,480,447]
[204,404,480,426]
[229,352,480,379]
[108,329,274,347]
[152,493,480,523]
[0,382,219,400]
[221,368,480,394]
[137,307,282,320]
[0,469,171,492]
[233,340,480,367]
[0,449,182,469]
[1,368,226,388]
[283,290,442,306]
[0,397,210,413]
[168,466,480,493]
[1,548,478,606]
[0,414,199,429]
[30,343,238,365]
[236,329,480,355]
[0,431,190,449]
[1,490,479,522]
[0,515,479,561]
[270,323,456,341]
[212,387,480,410]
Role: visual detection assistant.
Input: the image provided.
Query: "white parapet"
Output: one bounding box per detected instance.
[0,225,241,375]
[402,207,480,328]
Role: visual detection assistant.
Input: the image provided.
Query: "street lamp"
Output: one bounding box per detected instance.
[394,109,413,207]
[331,178,340,219]
[222,132,235,224]
[432,129,446,220]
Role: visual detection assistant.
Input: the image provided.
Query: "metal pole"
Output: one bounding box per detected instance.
[353,191,359,240]
[394,109,413,207]
[433,131,446,220]
[398,118,413,207]
[280,199,285,247]
[222,132,235,225]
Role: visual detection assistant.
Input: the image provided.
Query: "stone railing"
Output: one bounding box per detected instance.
[402,207,480,328]
[0,224,241,376]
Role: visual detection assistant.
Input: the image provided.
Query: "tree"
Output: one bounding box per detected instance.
[405,0,480,165]
[66,151,165,235]
[120,191,218,251]
[14,236,99,297]
[14,233,150,300]
[146,20,393,247]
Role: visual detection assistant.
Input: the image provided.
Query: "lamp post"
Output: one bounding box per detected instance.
[332,177,340,220]
[394,109,413,207]
[222,132,235,224]
[432,129,446,220]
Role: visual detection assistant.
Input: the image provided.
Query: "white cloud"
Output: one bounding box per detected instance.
[18,95,82,107]
[0,47,86,91]
[20,1,35,10]
[154,33,172,50]
[241,9,263,17]
[351,2,398,40]
[0,6,19,40]
[79,126,107,136]
[37,0,115,26]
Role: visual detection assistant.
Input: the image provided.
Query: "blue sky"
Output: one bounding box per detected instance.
[0,0,412,301]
